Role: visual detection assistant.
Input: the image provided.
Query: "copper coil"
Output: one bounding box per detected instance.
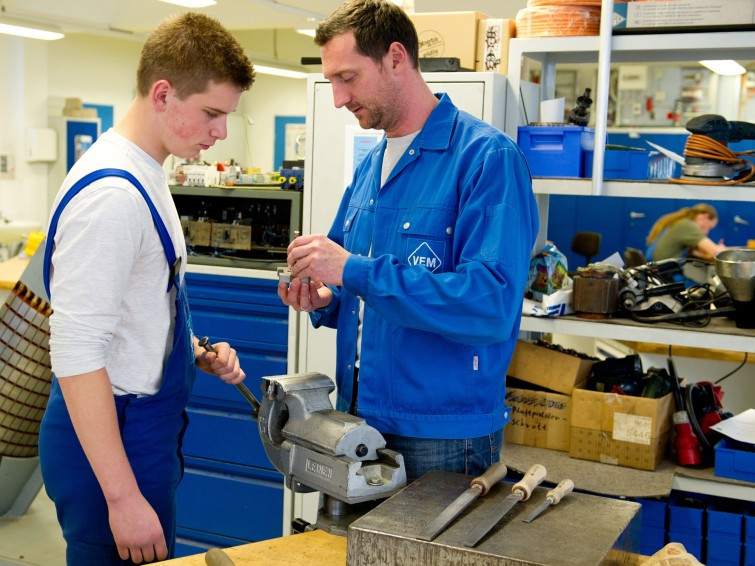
[516,6,601,38]
[12,281,52,315]
[0,283,53,457]
[528,0,602,6]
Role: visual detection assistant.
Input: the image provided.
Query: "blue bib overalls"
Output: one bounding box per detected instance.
[39,169,196,564]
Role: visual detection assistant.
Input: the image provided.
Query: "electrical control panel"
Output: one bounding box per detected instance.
[170,185,302,269]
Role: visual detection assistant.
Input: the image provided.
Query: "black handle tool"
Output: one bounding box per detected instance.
[198,336,259,420]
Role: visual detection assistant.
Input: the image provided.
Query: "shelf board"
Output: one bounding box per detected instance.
[520,315,755,353]
[510,31,755,64]
[531,178,755,201]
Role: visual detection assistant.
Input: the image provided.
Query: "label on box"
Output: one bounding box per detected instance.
[613,412,652,445]
[613,1,755,29]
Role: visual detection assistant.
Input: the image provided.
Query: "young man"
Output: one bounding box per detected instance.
[39,13,254,564]
[278,0,538,482]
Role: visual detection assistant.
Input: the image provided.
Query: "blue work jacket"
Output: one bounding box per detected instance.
[311,94,538,439]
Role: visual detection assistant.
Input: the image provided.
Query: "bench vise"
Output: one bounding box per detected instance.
[257,372,406,534]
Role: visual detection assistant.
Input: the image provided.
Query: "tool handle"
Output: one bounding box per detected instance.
[205,547,236,566]
[512,464,547,500]
[470,461,508,496]
[198,336,260,420]
[546,479,574,505]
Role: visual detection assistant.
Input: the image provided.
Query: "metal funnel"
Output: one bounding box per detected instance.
[715,249,755,302]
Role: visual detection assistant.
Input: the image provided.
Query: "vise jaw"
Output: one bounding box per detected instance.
[258,372,406,506]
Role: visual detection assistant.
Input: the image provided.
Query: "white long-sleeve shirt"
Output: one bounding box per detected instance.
[48,130,187,395]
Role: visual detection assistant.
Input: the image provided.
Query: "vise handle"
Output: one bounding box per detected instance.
[198,336,260,420]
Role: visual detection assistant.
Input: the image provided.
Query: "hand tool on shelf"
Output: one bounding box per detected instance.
[198,336,260,419]
[416,461,508,541]
[522,478,574,523]
[463,463,546,547]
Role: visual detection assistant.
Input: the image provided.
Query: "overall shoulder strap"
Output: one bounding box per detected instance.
[43,168,179,299]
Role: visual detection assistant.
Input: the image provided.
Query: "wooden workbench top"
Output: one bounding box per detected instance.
[0,256,29,289]
[159,531,346,565]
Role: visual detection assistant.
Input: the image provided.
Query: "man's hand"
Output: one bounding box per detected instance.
[108,492,168,563]
[277,278,334,313]
[287,234,350,286]
[195,341,245,385]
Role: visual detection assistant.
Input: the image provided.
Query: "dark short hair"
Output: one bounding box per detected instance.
[136,12,255,99]
[315,0,419,68]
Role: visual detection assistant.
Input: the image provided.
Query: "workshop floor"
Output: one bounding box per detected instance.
[0,490,65,566]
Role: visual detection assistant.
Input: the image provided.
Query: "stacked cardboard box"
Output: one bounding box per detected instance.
[504,340,594,451]
[408,12,515,76]
[569,387,673,471]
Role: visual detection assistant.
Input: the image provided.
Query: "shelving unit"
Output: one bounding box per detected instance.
[508,1,755,502]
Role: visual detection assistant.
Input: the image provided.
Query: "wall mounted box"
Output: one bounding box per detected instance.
[715,438,755,483]
[26,127,57,162]
[517,125,594,177]
[583,148,650,180]
[408,12,490,70]
[569,388,673,471]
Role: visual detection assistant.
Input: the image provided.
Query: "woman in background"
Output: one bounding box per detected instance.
[646,203,726,261]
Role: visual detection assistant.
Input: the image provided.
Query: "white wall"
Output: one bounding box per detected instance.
[0,36,50,226]
[0,31,310,227]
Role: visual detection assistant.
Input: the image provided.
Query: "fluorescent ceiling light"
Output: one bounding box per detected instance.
[255,64,307,79]
[0,17,64,40]
[699,60,746,76]
[158,0,217,7]
[296,29,316,38]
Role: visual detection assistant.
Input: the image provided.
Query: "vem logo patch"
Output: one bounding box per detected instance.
[407,240,443,273]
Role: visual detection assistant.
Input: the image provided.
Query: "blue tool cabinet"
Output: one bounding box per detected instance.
[174,272,288,557]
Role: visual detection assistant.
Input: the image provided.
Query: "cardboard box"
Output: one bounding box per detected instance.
[505,386,571,451]
[569,388,673,471]
[613,1,755,32]
[505,340,594,395]
[409,12,489,70]
[474,18,515,76]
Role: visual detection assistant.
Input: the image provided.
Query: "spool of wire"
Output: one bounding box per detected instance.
[0,281,53,458]
[516,2,601,38]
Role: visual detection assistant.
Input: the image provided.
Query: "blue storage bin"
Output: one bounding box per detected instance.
[708,503,745,543]
[517,125,594,177]
[669,493,706,536]
[667,532,703,562]
[715,438,755,483]
[706,538,742,566]
[640,525,666,556]
[746,542,755,566]
[637,497,668,529]
[583,147,650,180]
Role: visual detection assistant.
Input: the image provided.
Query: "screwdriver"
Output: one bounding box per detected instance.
[522,479,574,523]
[198,336,259,420]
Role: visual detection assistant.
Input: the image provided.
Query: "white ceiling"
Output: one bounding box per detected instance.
[2,0,526,39]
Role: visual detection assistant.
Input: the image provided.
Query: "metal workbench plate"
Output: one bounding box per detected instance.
[347,471,641,566]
